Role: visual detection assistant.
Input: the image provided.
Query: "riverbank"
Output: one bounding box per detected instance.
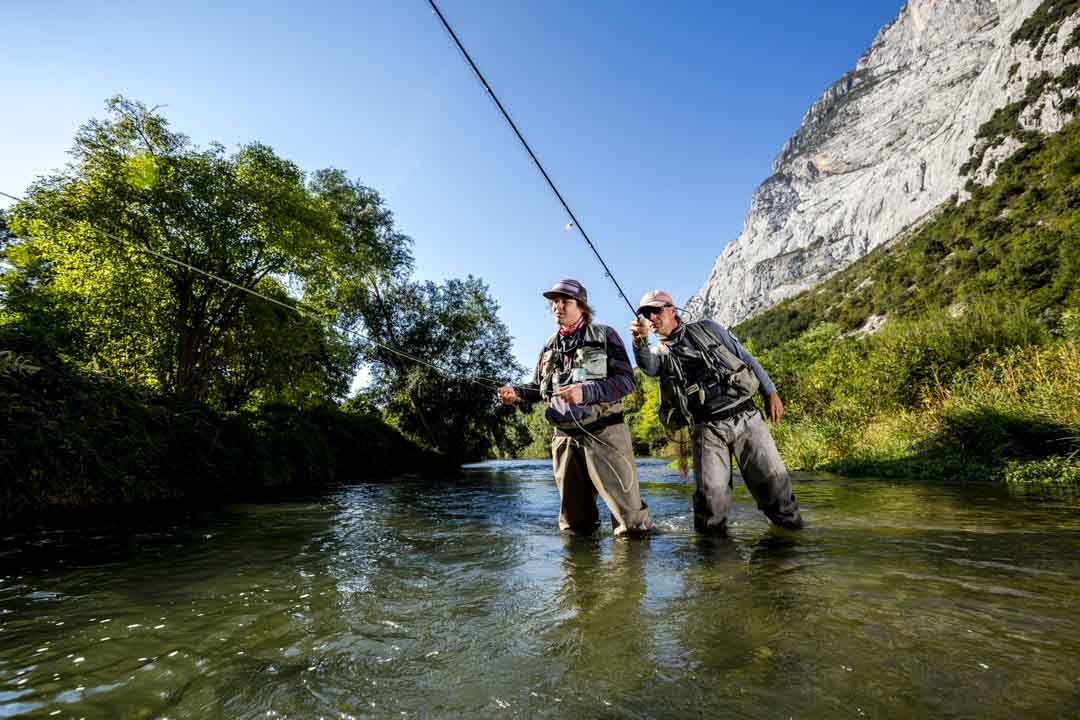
[0,337,442,521]
[732,114,1080,486]
[760,316,1080,485]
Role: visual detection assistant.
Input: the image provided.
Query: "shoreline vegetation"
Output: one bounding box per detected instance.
[731,113,1080,486]
[0,331,442,522]
[1,98,529,520]
[3,90,1079,520]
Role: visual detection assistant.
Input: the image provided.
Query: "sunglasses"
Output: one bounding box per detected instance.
[640,304,671,319]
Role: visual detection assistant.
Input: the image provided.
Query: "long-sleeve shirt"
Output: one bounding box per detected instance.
[633,319,777,398]
[517,324,635,423]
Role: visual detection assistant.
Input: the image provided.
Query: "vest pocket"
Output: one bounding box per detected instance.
[726,365,760,397]
[576,347,607,379]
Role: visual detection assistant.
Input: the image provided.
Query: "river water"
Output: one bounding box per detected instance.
[1,460,1078,719]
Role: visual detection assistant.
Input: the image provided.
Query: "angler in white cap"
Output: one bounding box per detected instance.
[630,291,802,533]
[497,279,653,536]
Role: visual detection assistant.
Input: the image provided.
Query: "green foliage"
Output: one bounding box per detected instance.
[0,333,439,519]
[959,72,1054,176]
[3,97,407,407]
[1001,455,1080,484]
[755,305,1079,483]
[0,350,41,378]
[1061,308,1080,338]
[737,114,1080,350]
[518,403,554,458]
[2,97,532,517]
[623,370,668,456]
[747,106,1080,486]
[1010,0,1080,59]
[358,275,525,462]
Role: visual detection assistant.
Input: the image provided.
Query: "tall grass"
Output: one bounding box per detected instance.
[761,304,1080,483]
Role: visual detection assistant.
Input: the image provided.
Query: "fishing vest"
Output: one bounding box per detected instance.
[655,321,760,430]
[538,323,623,429]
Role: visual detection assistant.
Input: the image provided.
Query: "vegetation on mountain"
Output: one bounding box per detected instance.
[738,113,1080,350]
[1011,0,1080,59]
[733,113,1080,484]
[963,64,1080,176]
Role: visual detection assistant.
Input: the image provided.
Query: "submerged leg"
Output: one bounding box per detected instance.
[552,435,601,534]
[692,421,735,534]
[581,423,652,536]
[732,411,802,529]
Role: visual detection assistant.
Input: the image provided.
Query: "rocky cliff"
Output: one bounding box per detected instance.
[688,0,1080,327]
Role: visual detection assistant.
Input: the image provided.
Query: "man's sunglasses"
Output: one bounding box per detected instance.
[640,304,672,319]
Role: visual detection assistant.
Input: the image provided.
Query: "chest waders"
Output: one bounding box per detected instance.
[539,323,653,534]
[653,322,801,532]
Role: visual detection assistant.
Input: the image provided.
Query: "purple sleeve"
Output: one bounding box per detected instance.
[581,327,636,405]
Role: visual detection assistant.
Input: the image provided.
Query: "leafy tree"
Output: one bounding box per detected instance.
[4,97,407,407]
[359,275,525,461]
[624,370,667,455]
[1,207,85,354]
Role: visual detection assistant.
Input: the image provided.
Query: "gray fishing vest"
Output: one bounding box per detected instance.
[539,323,623,429]
[655,321,760,430]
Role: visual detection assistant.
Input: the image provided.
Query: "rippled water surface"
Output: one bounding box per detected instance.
[2,460,1079,718]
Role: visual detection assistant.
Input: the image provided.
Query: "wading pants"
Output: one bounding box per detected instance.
[551,422,653,536]
[691,408,802,533]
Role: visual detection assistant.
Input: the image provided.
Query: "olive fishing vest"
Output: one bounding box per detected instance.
[655,322,760,430]
[538,323,623,429]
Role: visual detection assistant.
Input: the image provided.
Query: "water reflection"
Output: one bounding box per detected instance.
[1,465,1079,719]
[544,537,656,717]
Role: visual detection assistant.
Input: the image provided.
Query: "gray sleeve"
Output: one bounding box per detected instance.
[632,337,661,376]
[706,321,777,397]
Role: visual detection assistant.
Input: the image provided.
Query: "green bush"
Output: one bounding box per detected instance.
[0,333,440,519]
[1002,455,1080,484]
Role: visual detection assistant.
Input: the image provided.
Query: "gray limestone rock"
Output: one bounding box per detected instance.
[688,0,1080,327]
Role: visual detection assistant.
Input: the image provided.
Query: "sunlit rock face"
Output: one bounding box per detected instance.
[688,0,1080,327]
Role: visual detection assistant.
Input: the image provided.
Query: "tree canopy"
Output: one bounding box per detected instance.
[358,275,526,462]
[2,97,525,460]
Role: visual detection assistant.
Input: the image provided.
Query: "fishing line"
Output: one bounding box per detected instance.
[426,0,640,319]
[0,189,511,391]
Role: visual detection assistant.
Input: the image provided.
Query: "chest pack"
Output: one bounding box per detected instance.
[536,323,625,430]
[656,322,760,430]
[538,322,610,399]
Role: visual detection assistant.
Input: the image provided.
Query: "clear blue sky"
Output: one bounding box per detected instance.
[1,0,902,375]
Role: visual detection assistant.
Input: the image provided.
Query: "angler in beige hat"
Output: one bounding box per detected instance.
[497,279,653,536]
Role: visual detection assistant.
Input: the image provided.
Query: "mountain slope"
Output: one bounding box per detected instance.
[688,0,1080,327]
[735,111,1080,349]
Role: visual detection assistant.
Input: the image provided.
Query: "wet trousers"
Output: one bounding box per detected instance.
[551,422,653,536]
[691,408,802,533]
